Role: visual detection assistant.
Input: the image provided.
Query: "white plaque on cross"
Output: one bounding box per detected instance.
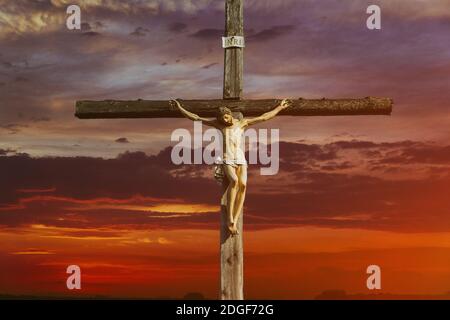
[222,36,245,48]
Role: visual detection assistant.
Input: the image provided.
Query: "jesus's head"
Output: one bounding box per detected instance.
[217,106,234,126]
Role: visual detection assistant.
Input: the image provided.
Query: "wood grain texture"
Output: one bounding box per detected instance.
[75,97,393,119]
[223,0,243,99]
[220,186,243,300]
[221,0,244,300]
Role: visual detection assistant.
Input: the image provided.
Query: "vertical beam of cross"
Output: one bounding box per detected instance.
[223,0,244,100]
[220,0,244,300]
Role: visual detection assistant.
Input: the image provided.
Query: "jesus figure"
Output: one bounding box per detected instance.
[172,99,291,235]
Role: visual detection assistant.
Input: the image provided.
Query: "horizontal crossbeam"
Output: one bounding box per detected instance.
[75,97,393,119]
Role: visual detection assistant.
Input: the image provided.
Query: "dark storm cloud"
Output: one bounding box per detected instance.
[247,25,295,42]
[130,27,150,37]
[376,144,450,165]
[0,147,217,207]
[168,22,188,33]
[81,31,101,37]
[0,123,29,134]
[1,61,13,68]
[190,28,223,39]
[320,161,354,171]
[328,140,379,150]
[81,22,92,31]
[30,116,51,122]
[0,148,16,156]
[115,137,130,143]
[202,62,219,69]
[0,140,448,232]
[276,141,338,171]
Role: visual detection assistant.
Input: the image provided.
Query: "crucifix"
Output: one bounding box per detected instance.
[75,0,392,300]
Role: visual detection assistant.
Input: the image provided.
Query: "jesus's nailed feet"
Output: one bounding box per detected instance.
[228,223,235,235]
[228,223,239,236]
[233,223,240,235]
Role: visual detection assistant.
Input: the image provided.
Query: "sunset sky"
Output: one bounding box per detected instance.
[0,0,449,299]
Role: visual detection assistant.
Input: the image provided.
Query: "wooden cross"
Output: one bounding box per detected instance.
[75,0,392,300]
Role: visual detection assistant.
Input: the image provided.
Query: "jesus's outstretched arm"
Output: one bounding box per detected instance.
[171,99,217,127]
[244,99,291,126]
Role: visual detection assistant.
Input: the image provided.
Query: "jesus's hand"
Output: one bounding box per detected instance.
[280,99,292,109]
[171,99,182,108]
